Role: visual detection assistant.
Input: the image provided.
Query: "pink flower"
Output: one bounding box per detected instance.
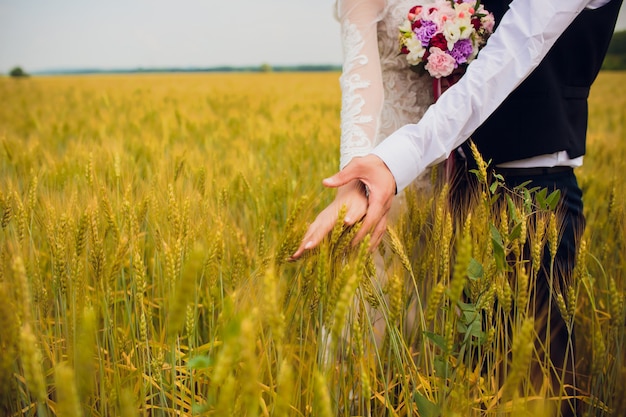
[424,1,455,29]
[481,12,495,32]
[424,47,456,78]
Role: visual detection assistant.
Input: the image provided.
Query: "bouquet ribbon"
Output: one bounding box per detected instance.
[433,74,462,182]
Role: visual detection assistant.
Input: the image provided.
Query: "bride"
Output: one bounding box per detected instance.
[291,0,434,260]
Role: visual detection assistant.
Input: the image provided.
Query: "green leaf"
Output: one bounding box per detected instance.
[462,308,479,322]
[467,257,484,280]
[490,223,505,271]
[516,180,533,189]
[458,320,468,334]
[545,189,561,211]
[509,222,522,241]
[457,301,478,312]
[424,331,447,351]
[489,181,499,195]
[434,356,450,378]
[458,319,483,341]
[506,194,519,222]
[466,318,484,339]
[461,309,478,327]
[522,188,533,211]
[414,392,441,417]
[536,187,548,210]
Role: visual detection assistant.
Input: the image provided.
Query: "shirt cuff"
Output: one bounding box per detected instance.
[370,126,423,193]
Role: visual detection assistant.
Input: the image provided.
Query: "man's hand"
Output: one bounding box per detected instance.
[290,154,397,260]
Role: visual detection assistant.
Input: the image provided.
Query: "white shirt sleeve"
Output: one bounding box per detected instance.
[336,0,387,169]
[370,0,599,192]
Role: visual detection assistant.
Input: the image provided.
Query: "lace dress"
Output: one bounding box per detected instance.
[336,0,434,179]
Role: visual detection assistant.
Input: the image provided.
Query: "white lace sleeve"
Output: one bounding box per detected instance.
[336,0,387,169]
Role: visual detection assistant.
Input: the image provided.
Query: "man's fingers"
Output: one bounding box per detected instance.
[322,158,367,189]
[369,216,387,251]
[352,195,387,245]
[322,170,353,189]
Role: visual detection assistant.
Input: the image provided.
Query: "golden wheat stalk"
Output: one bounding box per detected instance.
[331,271,359,342]
[263,266,286,346]
[19,324,47,404]
[274,359,294,416]
[0,283,19,402]
[313,369,333,417]
[387,226,416,281]
[503,318,534,400]
[74,307,96,402]
[468,140,488,185]
[54,363,83,417]
[0,190,13,230]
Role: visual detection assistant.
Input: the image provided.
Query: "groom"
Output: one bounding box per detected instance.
[296,0,623,415]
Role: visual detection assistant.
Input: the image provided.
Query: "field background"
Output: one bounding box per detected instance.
[0,72,624,416]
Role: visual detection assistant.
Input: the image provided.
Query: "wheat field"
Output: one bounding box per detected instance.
[0,72,624,416]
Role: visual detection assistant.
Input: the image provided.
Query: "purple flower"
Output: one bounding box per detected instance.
[414,20,438,47]
[449,38,473,65]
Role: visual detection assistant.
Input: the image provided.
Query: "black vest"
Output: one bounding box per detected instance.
[466,0,623,166]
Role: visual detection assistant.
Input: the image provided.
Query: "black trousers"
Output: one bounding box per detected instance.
[501,168,584,417]
[450,164,584,416]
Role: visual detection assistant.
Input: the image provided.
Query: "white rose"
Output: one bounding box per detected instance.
[443,21,461,50]
[405,37,426,65]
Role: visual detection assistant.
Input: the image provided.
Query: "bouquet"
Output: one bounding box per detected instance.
[399,0,495,79]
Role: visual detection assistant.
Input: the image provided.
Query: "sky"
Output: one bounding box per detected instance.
[1,0,626,74]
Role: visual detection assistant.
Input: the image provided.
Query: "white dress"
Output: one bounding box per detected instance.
[336,0,434,174]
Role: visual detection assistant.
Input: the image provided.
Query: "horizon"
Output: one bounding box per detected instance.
[21,63,344,76]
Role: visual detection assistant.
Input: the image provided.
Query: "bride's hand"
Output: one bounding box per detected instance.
[290,155,397,260]
[290,179,368,260]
